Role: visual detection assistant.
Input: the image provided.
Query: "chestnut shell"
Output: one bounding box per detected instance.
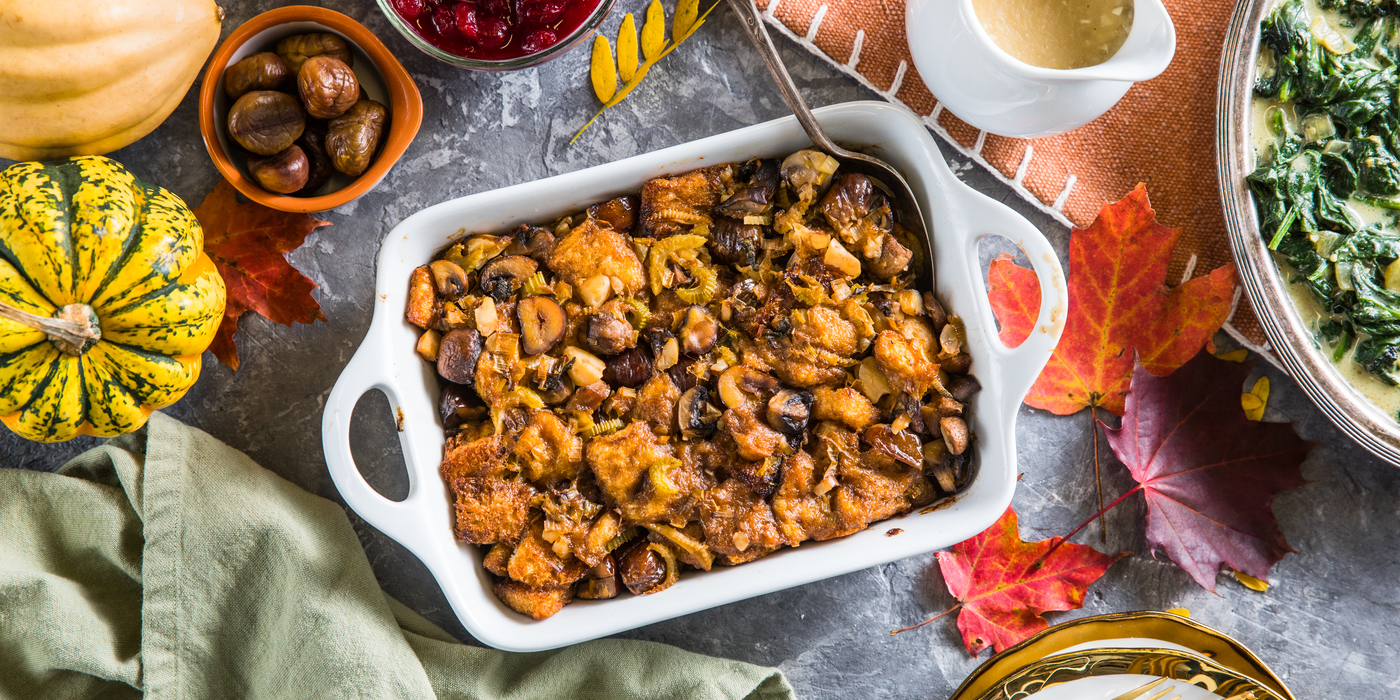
[228,91,306,156]
[325,100,387,178]
[298,56,359,120]
[224,52,290,100]
[277,32,354,74]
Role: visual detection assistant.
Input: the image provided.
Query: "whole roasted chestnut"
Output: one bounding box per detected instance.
[224,52,290,100]
[277,33,354,74]
[294,122,334,196]
[298,56,359,119]
[227,91,306,156]
[325,100,387,177]
[247,146,309,194]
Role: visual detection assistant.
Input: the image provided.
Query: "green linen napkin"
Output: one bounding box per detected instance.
[0,412,794,700]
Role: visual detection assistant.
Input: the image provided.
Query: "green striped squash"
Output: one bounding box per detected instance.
[0,156,226,442]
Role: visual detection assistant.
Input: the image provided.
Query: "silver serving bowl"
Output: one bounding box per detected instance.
[1218,0,1400,464]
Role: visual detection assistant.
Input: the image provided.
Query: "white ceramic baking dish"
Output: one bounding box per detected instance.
[322,101,1066,651]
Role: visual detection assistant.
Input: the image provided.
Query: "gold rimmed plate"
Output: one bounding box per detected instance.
[949,611,1295,700]
[970,647,1282,700]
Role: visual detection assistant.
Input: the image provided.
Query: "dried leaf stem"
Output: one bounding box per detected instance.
[572,0,721,143]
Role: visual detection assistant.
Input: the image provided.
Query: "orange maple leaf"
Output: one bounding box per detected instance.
[193,180,330,371]
[989,184,1237,416]
[986,253,1040,348]
[935,507,1126,656]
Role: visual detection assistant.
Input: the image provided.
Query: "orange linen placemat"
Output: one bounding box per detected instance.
[754,0,1264,349]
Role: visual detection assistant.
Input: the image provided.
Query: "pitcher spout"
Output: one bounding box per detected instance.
[1067,0,1177,83]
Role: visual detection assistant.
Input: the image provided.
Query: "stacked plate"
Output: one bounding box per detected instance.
[949,612,1295,700]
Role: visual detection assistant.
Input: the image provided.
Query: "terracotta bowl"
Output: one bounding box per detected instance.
[198,6,423,213]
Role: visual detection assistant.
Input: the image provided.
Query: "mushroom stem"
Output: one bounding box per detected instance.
[0,300,100,355]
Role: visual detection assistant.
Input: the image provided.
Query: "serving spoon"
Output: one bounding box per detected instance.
[725,0,936,288]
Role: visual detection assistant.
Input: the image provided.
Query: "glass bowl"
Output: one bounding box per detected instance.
[374,0,615,71]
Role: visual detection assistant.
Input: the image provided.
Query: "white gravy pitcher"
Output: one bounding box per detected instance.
[906,0,1177,137]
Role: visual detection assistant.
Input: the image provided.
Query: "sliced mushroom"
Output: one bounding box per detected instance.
[715,158,779,217]
[940,416,970,455]
[506,224,557,262]
[922,440,956,492]
[912,295,940,330]
[766,388,813,435]
[429,259,469,299]
[679,305,719,355]
[717,365,780,410]
[893,392,926,434]
[781,149,838,195]
[946,375,982,402]
[576,554,619,599]
[934,396,964,417]
[517,296,566,356]
[867,234,913,279]
[603,347,653,388]
[819,173,877,233]
[540,375,575,405]
[941,352,973,375]
[479,255,538,301]
[584,312,634,356]
[439,382,486,430]
[709,217,762,267]
[436,328,483,385]
[677,385,722,439]
[588,195,638,233]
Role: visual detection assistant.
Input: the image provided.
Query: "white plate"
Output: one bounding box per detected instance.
[321,101,1067,651]
[1025,676,1221,700]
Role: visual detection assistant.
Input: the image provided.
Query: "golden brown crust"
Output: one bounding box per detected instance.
[639,165,732,239]
[450,476,532,544]
[507,519,591,588]
[585,421,675,506]
[514,410,583,485]
[406,265,441,328]
[630,373,680,433]
[812,386,881,432]
[441,434,511,482]
[701,479,785,563]
[492,579,573,620]
[546,218,647,295]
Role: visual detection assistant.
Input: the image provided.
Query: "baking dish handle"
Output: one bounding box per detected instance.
[957,194,1067,402]
[321,324,426,549]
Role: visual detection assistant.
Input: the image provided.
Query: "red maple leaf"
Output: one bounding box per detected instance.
[1104,352,1315,591]
[986,253,1040,348]
[988,184,1237,416]
[934,507,1126,656]
[193,180,330,371]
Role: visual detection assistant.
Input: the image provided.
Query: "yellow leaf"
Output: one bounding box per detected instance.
[673,0,699,42]
[590,35,618,103]
[1164,608,1191,618]
[617,13,639,82]
[1232,570,1270,592]
[1243,376,1269,421]
[1217,349,1250,362]
[641,0,667,60]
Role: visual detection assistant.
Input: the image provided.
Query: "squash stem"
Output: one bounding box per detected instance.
[0,300,100,355]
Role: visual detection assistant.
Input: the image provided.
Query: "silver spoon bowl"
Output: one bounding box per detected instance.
[726,0,936,288]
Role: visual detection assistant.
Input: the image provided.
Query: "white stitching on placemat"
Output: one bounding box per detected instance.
[1013,144,1033,186]
[764,0,780,19]
[846,29,865,69]
[888,60,908,96]
[973,130,987,155]
[1052,174,1077,211]
[1180,254,1198,284]
[806,4,828,41]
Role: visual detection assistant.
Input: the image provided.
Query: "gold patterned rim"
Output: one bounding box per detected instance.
[970,647,1281,700]
[948,611,1296,700]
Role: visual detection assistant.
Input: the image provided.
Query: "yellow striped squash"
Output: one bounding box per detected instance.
[0,156,226,442]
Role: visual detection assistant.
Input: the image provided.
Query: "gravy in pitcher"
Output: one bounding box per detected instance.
[972,0,1135,69]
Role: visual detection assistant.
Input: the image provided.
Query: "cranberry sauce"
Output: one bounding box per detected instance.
[390,0,602,61]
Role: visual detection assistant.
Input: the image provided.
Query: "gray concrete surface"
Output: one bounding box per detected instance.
[3,1,1398,696]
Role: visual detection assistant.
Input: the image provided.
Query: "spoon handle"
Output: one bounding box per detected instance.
[724,0,843,155]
